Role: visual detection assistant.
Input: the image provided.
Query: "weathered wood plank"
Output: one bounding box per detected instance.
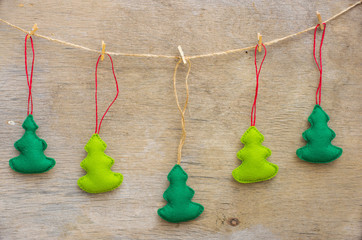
[0,0,361,239]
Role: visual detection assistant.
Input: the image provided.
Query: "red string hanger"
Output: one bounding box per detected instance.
[250,39,267,126]
[94,53,119,134]
[313,23,326,106]
[24,34,35,115]
[23,24,38,115]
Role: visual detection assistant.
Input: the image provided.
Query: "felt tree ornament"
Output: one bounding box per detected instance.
[9,34,55,174]
[296,24,342,163]
[158,164,204,223]
[233,126,278,183]
[158,59,204,223]
[296,105,342,163]
[77,53,123,193]
[78,134,123,193]
[232,44,278,183]
[10,115,55,173]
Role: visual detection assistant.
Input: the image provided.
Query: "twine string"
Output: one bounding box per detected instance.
[173,59,191,165]
[313,23,326,106]
[0,1,359,60]
[251,44,267,126]
[95,54,119,134]
[24,34,35,115]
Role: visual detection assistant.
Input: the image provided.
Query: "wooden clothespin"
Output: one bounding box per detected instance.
[101,40,106,61]
[316,11,324,30]
[27,24,38,39]
[257,33,263,52]
[177,46,187,64]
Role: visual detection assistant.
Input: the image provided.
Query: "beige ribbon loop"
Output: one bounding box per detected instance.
[173,58,191,165]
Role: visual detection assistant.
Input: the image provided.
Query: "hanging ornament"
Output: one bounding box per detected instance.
[9,34,56,174]
[158,56,204,223]
[232,42,278,183]
[77,51,123,193]
[296,23,342,163]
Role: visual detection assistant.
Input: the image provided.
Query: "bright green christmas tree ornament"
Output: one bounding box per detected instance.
[158,164,204,223]
[297,105,343,163]
[232,126,278,183]
[78,134,123,193]
[9,115,56,174]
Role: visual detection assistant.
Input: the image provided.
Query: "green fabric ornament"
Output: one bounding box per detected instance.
[232,126,278,183]
[78,134,123,193]
[9,115,55,174]
[297,104,343,163]
[158,164,204,223]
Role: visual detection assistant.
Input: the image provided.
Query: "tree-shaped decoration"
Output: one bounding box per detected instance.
[232,126,278,183]
[10,34,56,174]
[158,164,204,223]
[158,59,204,222]
[78,53,122,193]
[233,44,278,183]
[78,134,123,193]
[9,115,56,173]
[296,24,343,163]
[297,105,342,163]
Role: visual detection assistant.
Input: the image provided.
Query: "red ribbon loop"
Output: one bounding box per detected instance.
[251,44,267,126]
[25,34,35,115]
[313,23,326,105]
[94,54,119,134]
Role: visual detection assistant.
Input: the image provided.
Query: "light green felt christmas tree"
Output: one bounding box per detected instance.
[297,105,342,163]
[9,115,55,174]
[158,164,204,223]
[78,134,123,193]
[232,126,278,183]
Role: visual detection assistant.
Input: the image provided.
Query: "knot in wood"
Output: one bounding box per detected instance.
[228,218,240,226]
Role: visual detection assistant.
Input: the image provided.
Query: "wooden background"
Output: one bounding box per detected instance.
[0,0,361,239]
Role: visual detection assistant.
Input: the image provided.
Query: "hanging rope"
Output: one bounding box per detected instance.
[173,59,191,165]
[0,1,360,60]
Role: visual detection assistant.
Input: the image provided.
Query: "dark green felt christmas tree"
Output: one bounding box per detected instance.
[297,105,342,163]
[9,115,55,173]
[158,164,204,223]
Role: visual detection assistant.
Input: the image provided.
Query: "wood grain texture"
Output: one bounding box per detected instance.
[0,0,361,239]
